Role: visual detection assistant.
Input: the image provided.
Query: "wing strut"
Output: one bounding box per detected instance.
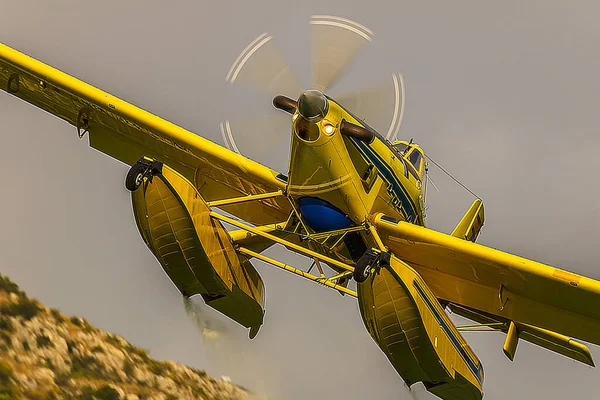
[206,190,284,208]
[238,247,357,297]
[210,211,355,272]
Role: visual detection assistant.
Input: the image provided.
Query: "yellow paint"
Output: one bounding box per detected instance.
[503,322,519,361]
[131,164,265,335]
[287,97,425,229]
[0,42,291,226]
[210,212,354,272]
[374,214,600,346]
[2,40,599,400]
[358,255,483,399]
[237,247,357,297]
[451,199,485,242]
[206,190,283,208]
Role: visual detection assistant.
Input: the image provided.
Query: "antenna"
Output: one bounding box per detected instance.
[425,153,481,200]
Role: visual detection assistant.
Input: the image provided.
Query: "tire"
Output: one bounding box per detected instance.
[125,162,147,191]
[353,256,374,283]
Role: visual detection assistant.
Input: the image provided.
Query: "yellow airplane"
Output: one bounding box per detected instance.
[1,15,599,400]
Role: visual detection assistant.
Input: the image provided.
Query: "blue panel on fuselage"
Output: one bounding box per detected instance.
[297,197,353,233]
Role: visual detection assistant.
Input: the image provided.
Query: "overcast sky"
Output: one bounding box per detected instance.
[1,1,599,399]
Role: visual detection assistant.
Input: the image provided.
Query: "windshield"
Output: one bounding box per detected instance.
[409,149,423,171]
[393,142,409,154]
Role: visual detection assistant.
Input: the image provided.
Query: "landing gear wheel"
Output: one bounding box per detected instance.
[353,259,373,283]
[125,162,148,191]
[125,157,163,192]
[353,249,391,283]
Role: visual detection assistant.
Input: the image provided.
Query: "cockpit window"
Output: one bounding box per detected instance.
[409,149,422,171]
[393,140,425,181]
[393,142,409,154]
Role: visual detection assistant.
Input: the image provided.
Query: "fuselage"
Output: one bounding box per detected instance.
[287,94,426,249]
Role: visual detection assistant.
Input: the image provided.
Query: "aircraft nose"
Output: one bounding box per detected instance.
[297,90,328,122]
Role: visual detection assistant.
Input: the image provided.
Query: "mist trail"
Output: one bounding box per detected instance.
[183,296,281,400]
[183,295,431,400]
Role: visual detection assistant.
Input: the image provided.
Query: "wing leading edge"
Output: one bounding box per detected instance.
[373,213,600,347]
[0,42,291,225]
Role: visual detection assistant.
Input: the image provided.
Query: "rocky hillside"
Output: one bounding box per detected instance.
[0,274,251,400]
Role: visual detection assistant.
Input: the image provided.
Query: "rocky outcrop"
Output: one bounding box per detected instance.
[0,274,250,399]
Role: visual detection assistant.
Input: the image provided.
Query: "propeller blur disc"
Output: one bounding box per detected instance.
[220,112,292,173]
[226,32,302,97]
[221,15,410,173]
[334,72,405,141]
[310,15,373,92]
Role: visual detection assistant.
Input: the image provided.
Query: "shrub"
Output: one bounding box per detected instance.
[0,331,11,347]
[54,372,70,387]
[66,339,76,354]
[70,317,83,327]
[0,297,41,320]
[93,385,121,400]
[91,345,104,354]
[76,385,95,400]
[193,386,207,398]
[148,360,168,375]
[191,367,208,378]
[43,357,54,371]
[0,361,13,384]
[0,317,13,333]
[46,389,60,400]
[50,308,65,323]
[125,345,150,362]
[105,334,122,348]
[0,361,16,399]
[136,388,152,399]
[24,389,48,399]
[123,358,134,377]
[70,354,102,379]
[0,275,22,296]
[0,392,15,400]
[22,340,30,351]
[82,320,96,333]
[36,334,53,348]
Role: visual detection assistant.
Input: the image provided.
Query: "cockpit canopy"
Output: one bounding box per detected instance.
[393,140,425,175]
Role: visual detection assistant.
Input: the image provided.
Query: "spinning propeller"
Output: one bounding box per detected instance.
[222,15,406,172]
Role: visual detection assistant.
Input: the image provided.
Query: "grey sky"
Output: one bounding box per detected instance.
[1,1,599,399]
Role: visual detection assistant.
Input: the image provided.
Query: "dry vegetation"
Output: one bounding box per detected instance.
[0,274,251,400]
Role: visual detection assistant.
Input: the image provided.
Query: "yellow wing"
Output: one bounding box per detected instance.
[373,213,600,346]
[448,303,594,366]
[0,43,290,225]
